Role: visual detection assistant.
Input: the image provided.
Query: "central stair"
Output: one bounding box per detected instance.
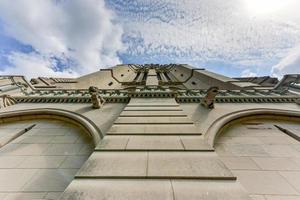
[60,98,251,200]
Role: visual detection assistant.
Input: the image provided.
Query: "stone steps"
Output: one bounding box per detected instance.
[60,98,250,200]
[124,107,183,111]
[107,124,200,135]
[114,117,193,124]
[60,179,251,200]
[120,110,187,117]
[75,151,235,180]
[95,135,213,151]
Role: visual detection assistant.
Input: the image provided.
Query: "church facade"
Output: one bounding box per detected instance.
[0,64,299,200]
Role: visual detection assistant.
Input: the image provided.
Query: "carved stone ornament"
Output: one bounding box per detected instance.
[201,86,219,109]
[88,86,105,109]
[0,94,17,108]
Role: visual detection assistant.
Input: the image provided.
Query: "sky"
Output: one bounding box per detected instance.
[0,0,299,79]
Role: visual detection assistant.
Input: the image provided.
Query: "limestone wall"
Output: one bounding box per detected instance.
[0,118,94,199]
[215,118,300,199]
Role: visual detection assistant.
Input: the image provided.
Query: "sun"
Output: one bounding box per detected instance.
[243,0,293,16]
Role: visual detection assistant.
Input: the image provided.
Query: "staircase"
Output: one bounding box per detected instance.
[60,98,250,200]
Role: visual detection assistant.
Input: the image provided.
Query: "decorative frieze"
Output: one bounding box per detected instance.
[13,94,298,105]
[176,96,298,103]
[2,82,298,105]
[15,96,130,104]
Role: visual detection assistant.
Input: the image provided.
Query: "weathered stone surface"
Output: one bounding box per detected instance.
[220,157,260,170]
[96,136,129,150]
[120,110,187,117]
[252,157,300,170]
[128,98,178,106]
[279,172,300,193]
[0,119,93,197]
[147,152,234,179]
[0,129,25,147]
[13,135,55,144]
[3,192,46,200]
[60,179,173,200]
[59,179,252,200]
[42,144,84,155]
[180,136,213,150]
[172,180,251,200]
[276,125,300,142]
[265,195,300,200]
[233,170,298,195]
[108,124,200,135]
[0,143,51,156]
[76,151,234,179]
[216,136,263,145]
[18,156,66,168]
[126,136,184,150]
[114,116,193,124]
[22,169,78,192]
[76,152,147,177]
[0,156,26,168]
[216,119,300,198]
[263,144,299,157]
[225,144,269,157]
[124,106,182,111]
[0,169,37,192]
[96,136,211,150]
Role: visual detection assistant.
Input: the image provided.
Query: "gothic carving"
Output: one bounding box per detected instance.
[88,86,105,109]
[201,87,219,109]
[6,85,298,104]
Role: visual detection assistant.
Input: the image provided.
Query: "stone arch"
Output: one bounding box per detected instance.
[0,108,100,199]
[212,109,300,198]
[0,108,103,146]
[205,108,300,147]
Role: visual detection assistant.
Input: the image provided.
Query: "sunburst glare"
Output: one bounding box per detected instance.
[243,0,294,15]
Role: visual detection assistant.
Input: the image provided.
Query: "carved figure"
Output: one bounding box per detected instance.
[201,87,219,109]
[88,86,105,109]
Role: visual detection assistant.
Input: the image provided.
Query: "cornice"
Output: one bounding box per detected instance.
[2,83,298,104]
[176,96,298,103]
[15,96,130,104]
[13,91,299,104]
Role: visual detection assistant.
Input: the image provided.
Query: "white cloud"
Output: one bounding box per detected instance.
[108,0,300,74]
[1,0,300,77]
[0,0,123,77]
[1,52,79,78]
[272,45,300,78]
[241,69,257,77]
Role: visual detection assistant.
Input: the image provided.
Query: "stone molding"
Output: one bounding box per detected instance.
[205,108,300,148]
[13,95,299,104]
[177,96,298,103]
[0,108,102,145]
[15,96,129,103]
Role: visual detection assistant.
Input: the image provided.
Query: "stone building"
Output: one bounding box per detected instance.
[0,64,299,200]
